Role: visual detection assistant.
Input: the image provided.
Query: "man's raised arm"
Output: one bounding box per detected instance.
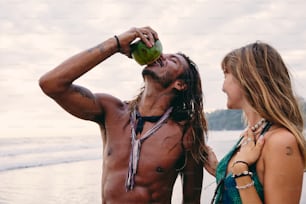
[38,36,120,121]
[39,27,158,121]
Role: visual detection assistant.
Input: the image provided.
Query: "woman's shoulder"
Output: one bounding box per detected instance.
[262,127,300,159]
[265,127,297,146]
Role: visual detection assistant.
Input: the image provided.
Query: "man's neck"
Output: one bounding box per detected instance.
[137,90,173,116]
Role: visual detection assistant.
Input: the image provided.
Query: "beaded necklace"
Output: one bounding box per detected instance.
[250,118,266,132]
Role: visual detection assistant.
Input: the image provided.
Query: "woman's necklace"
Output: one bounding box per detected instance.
[238,118,268,147]
[250,118,266,132]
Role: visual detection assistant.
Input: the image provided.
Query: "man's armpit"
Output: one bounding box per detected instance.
[73,85,95,100]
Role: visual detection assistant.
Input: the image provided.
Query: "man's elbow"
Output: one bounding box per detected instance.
[38,74,66,97]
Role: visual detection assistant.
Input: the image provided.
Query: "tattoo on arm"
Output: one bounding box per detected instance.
[98,44,105,54]
[285,146,293,156]
[73,86,95,100]
[87,44,105,54]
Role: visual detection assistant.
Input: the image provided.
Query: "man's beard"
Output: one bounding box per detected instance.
[142,69,172,88]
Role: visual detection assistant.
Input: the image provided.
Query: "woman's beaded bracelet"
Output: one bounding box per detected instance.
[232,170,253,179]
[236,180,255,190]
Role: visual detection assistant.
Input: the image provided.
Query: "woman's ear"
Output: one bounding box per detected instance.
[174,80,187,91]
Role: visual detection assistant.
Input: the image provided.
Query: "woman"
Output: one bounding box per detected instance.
[206,41,305,204]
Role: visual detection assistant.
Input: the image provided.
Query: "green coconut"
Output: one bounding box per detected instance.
[130,40,163,65]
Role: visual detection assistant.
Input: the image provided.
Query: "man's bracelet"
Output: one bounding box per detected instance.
[114,35,121,52]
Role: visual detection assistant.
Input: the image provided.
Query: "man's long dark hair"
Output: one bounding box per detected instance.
[129,52,208,164]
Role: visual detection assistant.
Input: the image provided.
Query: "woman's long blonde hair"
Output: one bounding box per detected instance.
[221,41,305,167]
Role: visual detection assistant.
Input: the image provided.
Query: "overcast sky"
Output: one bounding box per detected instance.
[1,0,306,138]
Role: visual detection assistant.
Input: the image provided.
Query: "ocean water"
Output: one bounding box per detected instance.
[0,131,305,204]
[0,136,102,172]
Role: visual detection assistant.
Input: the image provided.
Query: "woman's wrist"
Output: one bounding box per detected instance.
[232,160,249,167]
[231,162,249,175]
[232,170,253,179]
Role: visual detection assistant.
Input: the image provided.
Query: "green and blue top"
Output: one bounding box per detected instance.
[212,122,272,204]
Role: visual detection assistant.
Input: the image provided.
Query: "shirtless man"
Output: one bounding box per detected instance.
[39,26,208,204]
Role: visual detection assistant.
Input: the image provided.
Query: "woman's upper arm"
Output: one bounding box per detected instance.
[263,131,304,204]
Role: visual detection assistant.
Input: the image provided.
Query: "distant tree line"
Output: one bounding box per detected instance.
[206,97,306,130]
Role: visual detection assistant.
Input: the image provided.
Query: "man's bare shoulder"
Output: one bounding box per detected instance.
[95,93,128,109]
[180,125,193,150]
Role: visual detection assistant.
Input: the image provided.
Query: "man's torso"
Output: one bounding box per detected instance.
[99,103,186,203]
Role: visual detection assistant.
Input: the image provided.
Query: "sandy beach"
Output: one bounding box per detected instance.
[0,160,102,204]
